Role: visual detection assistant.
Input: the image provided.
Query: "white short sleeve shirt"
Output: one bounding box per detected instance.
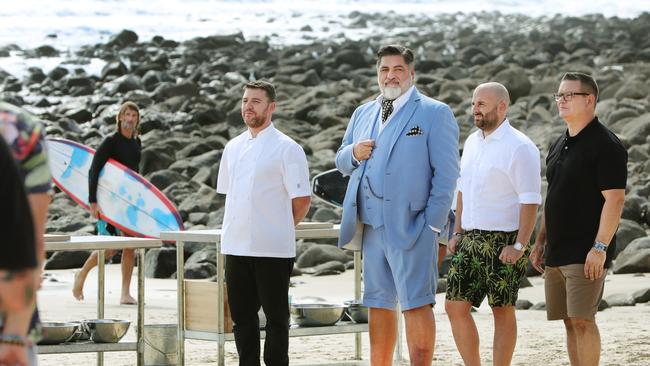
[458,120,542,231]
[216,123,311,258]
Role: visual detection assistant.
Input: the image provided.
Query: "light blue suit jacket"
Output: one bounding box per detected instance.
[335,88,459,250]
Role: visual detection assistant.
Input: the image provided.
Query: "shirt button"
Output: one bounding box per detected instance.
[564,146,568,150]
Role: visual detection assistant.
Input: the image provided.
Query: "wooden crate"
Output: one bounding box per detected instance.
[184,280,233,333]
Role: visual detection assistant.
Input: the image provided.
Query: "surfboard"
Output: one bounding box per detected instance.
[311,168,349,208]
[46,138,184,238]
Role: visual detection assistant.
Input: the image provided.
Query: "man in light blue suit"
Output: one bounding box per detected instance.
[336,45,459,365]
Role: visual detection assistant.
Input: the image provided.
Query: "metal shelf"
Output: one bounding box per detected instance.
[185,322,368,342]
[41,236,162,366]
[38,341,137,354]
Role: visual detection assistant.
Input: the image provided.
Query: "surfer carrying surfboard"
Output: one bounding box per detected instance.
[72,101,142,305]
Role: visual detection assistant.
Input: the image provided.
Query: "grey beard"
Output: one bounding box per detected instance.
[383,86,402,100]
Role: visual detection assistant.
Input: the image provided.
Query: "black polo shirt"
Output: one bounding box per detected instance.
[544,117,627,268]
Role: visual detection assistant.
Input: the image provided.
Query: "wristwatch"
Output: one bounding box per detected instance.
[513,242,525,251]
[593,240,608,253]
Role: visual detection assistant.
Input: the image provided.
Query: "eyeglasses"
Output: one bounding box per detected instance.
[553,92,590,102]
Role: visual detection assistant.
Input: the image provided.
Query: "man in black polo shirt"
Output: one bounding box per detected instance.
[530,72,627,366]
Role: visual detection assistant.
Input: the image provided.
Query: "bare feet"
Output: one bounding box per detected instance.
[72,271,85,301]
[120,294,137,305]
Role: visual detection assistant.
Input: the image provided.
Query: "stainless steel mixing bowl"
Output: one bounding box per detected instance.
[290,303,344,327]
[83,319,131,343]
[344,300,368,323]
[67,321,91,341]
[38,322,78,345]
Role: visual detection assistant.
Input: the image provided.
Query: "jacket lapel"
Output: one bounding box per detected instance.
[362,102,381,140]
[386,89,420,158]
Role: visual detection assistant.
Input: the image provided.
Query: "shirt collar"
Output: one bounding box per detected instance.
[376,85,415,111]
[565,116,599,141]
[246,122,275,141]
[480,119,510,141]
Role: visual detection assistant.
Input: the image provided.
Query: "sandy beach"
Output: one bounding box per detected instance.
[36,265,649,365]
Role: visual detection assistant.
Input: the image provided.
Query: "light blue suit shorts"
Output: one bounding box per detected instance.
[361,224,438,311]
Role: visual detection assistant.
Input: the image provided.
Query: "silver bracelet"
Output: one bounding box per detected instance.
[0,334,28,347]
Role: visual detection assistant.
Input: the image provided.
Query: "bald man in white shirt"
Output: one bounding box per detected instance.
[445,82,541,366]
[216,81,311,366]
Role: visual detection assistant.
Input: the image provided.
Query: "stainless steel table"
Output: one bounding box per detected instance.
[40,235,162,366]
[161,224,366,366]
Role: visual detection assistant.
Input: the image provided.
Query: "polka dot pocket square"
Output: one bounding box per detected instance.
[406,125,423,136]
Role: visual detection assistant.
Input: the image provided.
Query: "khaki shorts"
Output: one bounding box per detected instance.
[544,264,605,320]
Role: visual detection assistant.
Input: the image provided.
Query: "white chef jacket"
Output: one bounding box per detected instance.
[216,123,311,258]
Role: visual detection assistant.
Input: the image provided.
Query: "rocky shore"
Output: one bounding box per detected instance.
[3,11,649,295]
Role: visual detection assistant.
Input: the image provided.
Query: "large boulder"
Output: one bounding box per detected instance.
[107,29,139,48]
[621,195,646,223]
[614,219,647,258]
[311,261,346,276]
[184,262,217,279]
[493,67,531,102]
[603,293,636,307]
[139,146,175,175]
[144,247,177,278]
[147,170,189,191]
[613,237,650,274]
[152,82,200,101]
[620,113,650,145]
[633,287,650,303]
[45,251,91,270]
[101,60,129,80]
[296,244,350,268]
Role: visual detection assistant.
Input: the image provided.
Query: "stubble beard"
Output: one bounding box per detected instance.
[475,108,499,131]
[244,114,267,129]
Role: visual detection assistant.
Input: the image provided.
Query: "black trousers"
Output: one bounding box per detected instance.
[225,255,294,366]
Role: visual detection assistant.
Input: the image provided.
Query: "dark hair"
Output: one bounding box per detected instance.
[376,45,414,67]
[244,80,276,102]
[561,72,599,102]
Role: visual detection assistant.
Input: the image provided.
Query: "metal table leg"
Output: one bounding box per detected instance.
[176,241,185,366]
[97,250,105,366]
[216,238,225,366]
[137,248,145,366]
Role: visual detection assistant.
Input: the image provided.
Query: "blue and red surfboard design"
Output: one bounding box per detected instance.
[46,138,184,238]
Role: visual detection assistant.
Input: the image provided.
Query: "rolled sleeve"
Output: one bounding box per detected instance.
[509,143,541,205]
[283,143,311,198]
[518,192,542,204]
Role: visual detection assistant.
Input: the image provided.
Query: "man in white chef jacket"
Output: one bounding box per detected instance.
[216,80,311,366]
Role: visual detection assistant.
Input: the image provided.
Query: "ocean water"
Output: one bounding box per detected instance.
[0,0,647,78]
[1,0,647,50]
